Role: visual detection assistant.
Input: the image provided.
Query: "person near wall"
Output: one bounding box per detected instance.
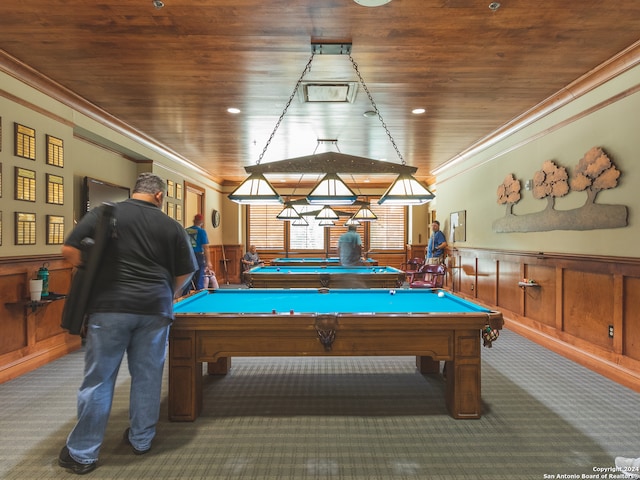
[203,267,219,289]
[185,213,212,290]
[338,225,363,267]
[426,220,448,264]
[57,172,197,475]
[242,245,264,271]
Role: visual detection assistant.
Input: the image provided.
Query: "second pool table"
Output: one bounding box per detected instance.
[243,265,406,288]
[169,288,503,422]
[270,257,378,267]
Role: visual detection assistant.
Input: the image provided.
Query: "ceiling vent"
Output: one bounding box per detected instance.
[298,82,359,103]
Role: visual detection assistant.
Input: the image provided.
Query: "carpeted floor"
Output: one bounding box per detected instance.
[1,329,638,479]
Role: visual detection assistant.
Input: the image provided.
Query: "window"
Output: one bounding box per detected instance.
[369,203,406,249]
[289,205,324,250]
[247,205,285,250]
[247,201,406,252]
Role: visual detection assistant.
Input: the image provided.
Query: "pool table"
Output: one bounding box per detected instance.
[169,289,503,421]
[270,257,378,267]
[243,265,405,289]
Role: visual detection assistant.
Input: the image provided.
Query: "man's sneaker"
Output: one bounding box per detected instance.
[58,446,97,475]
[123,428,151,455]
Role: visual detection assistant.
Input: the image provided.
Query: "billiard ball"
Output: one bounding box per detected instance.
[389,289,396,295]
[438,291,445,298]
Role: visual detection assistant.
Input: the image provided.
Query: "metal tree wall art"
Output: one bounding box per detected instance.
[493,146,628,233]
[496,174,521,215]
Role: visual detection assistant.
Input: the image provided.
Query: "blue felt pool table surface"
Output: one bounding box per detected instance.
[247,265,402,274]
[173,288,491,315]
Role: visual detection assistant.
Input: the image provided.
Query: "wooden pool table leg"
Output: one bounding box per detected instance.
[445,330,482,419]
[168,330,203,421]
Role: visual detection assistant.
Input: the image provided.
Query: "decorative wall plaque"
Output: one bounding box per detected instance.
[176,204,183,222]
[0,163,3,198]
[167,202,175,219]
[46,173,64,205]
[46,135,64,167]
[15,212,36,245]
[15,123,36,160]
[493,146,628,232]
[167,179,175,198]
[47,215,65,245]
[176,183,182,200]
[15,167,36,201]
[0,211,2,246]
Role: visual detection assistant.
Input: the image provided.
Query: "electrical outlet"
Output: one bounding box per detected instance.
[608,325,614,338]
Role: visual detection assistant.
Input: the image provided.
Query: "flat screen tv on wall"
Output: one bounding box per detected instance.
[82,176,130,217]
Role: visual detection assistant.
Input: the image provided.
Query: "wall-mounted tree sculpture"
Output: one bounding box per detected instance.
[532,160,569,209]
[497,174,521,215]
[493,146,628,233]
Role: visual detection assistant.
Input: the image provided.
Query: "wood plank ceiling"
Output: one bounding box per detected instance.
[0,0,639,188]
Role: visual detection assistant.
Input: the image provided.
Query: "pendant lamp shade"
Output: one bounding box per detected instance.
[228,173,283,205]
[352,205,378,221]
[318,219,336,227]
[315,205,340,220]
[344,218,361,226]
[306,173,357,205]
[292,216,309,226]
[377,174,434,205]
[276,204,301,221]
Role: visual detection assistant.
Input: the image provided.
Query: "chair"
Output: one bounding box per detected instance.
[401,257,424,283]
[410,263,446,288]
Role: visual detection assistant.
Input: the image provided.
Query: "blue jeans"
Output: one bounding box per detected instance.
[66,313,171,464]
[193,252,206,290]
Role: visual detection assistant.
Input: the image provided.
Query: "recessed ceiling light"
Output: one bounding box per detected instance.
[412,108,426,115]
[353,0,392,6]
[227,107,241,114]
[363,110,376,117]
[489,2,501,11]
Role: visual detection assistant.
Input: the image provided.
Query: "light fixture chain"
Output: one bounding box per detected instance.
[349,54,406,165]
[256,53,316,165]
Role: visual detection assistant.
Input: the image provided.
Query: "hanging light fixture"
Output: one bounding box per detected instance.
[291,216,309,226]
[306,173,357,205]
[276,203,301,220]
[228,172,283,205]
[344,217,361,226]
[377,173,435,205]
[352,204,378,221]
[318,219,336,227]
[230,42,435,206]
[315,205,340,220]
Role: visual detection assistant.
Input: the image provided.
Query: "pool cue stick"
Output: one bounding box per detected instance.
[220,243,229,284]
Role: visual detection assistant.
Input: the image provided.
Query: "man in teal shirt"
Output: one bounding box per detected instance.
[338,225,363,266]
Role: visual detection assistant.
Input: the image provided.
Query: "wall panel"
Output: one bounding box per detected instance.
[451,247,640,393]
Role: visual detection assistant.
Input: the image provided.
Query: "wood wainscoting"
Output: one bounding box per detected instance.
[0,255,81,384]
[446,247,640,392]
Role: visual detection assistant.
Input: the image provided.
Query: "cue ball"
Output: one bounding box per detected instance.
[438,291,445,297]
[389,289,396,295]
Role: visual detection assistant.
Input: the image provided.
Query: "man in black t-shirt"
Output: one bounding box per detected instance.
[58,173,196,474]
